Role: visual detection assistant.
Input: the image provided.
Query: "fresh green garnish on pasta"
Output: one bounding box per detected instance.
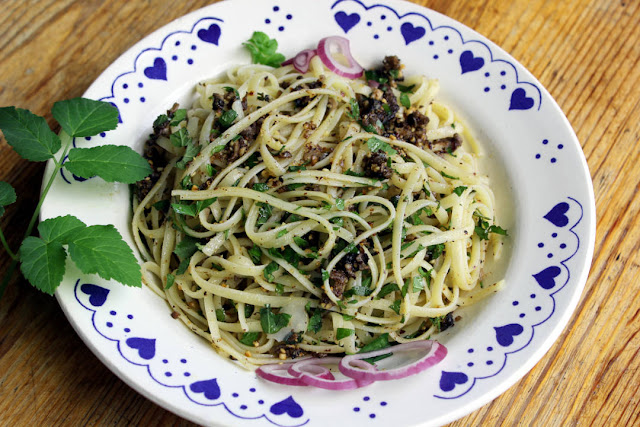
[242,31,286,68]
[260,304,291,333]
[0,98,150,298]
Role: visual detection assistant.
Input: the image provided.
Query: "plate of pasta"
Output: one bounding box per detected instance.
[41,0,595,426]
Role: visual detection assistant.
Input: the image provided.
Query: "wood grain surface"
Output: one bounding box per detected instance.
[1,0,639,425]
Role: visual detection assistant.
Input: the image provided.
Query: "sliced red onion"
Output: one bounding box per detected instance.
[287,357,336,380]
[256,362,307,386]
[316,36,363,79]
[296,358,376,390]
[282,49,317,74]
[339,340,447,382]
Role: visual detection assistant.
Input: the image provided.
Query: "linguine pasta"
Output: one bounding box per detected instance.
[132,55,505,369]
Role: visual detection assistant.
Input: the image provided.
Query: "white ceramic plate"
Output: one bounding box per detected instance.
[42,0,596,426]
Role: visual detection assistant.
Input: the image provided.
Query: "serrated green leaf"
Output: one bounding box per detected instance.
[51,98,119,137]
[64,145,152,183]
[170,128,191,147]
[67,225,141,287]
[239,332,261,346]
[366,137,397,156]
[242,31,286,68]
[18,236,67,295]
[0,107,61,161]
[38,215,86,244]
[0,181,16,216]
[176,142,201,169]
[260,304,291,333]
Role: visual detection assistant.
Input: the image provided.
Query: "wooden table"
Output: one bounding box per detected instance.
[0,0,638,425]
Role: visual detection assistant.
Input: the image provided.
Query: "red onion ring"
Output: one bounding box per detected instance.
[256,362,307,386]
[281,49,317,74]
[316,36,363,79]
[287,358,336,380]
[295,358,376,390]
[339,340,448,382]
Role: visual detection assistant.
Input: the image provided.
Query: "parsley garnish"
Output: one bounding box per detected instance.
[308,308,324,333]
[252,182,269,192]
[400,93,411,109]
[389,299,402,315]
[0,98,148,297]
[453,186,467,196]
[242,31,286,67]
[263,261,279,282]
[239,332,260,346]
[348,98,360,120]
[336,328,355,340]
[260,304,291,333]
[367,137,397,156]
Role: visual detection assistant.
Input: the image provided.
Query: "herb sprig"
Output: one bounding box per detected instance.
[0,98,152,298]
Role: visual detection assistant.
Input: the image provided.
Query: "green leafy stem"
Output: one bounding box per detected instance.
[0,98,152,298]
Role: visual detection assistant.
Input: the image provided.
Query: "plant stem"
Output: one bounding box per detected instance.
[0,132,74,299]
[0,227,17,260]
[22,132,73,242]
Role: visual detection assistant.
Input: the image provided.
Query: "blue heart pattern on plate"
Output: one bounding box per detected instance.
[330,1,542,112]
[435,197,585,398]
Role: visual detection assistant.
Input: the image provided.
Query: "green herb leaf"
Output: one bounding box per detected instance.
[397,84,415,93]
[170,128,191,147]
[51,98,118,137]
[343,243,358,253]
[218,110,238,128]
[276,229,288,238]
[153,114,169,128]
[165,273,176,289]
[489,225,509,236]
[176,142,201,169]
[245,304,255,318]
[253,182,270,192]
[264,261,279,282]
[239,332,261,346]
[256,203,273,225]
[38,215,86,244]
[336,328,355,340]
[322,269,329,281]
[248,245,262,264]
[453,186,467,196]
[170,109,187,126]
[377,282,399,299]
[216,308,226,321]
[308,308,323,333]
[366,137,397,156]
[400,93,411,109]
[359,333,390,353]
[335,198,345,210]
[287,165,307,172]
[0,181,17,217]
[389,299,402,315]
[242,31,286,68]
[246,152,261,168]
[174,235,199,260]
[427,243,445,260]
[206,164,216,176]
[412,275,424,292]
[0,107,61,161]
[260,304,291,333]
[67,225,141,287]
[441,171,459,180]
[293,236,309,248]
[18,236,66,295]
[195,198,217,213]
[347,98,360,120]
[171,202,197,217]
[64,145,152,183]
